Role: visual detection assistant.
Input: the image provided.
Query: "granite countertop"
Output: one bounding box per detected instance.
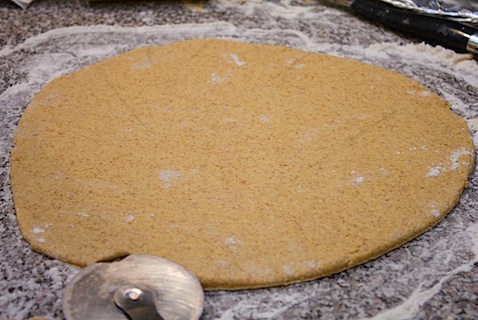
[1,1,478,319]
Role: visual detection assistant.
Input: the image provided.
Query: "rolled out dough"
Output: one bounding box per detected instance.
[11,39,474,289]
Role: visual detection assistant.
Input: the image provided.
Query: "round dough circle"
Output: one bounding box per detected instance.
[11,39,474,289]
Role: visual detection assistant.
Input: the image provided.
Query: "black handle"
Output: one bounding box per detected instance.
[351,0,478,54]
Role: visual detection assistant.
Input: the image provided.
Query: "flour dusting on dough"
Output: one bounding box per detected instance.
[427,164,444,177]
[159,169,182,188]
[306,260,320,271]
[54,170,64,179]
[427,148,472,177]
[258,115,271,123]
[223,117,238,123]
[226,53,246,66]
[130,58,152,71]
[282,263,297,277]
[350,170,366,185]
[353,177,365,184]
[225,237,239,245]
[285,58,306,69]
[225,237,241,252]
[430,201,441,218]
[32,226,45,234]
[210,73,226,84]
[301,128,319,142]
[450,148,473,170]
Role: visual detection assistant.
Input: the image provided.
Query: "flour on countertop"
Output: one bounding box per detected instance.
[368,222,478,320]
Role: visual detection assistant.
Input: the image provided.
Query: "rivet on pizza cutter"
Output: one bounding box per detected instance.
[114,286,164,320]
[62,254,204,320]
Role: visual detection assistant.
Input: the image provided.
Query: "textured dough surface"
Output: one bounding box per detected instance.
[11,39,474,289]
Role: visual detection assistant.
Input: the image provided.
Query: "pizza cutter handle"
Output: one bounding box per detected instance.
[114,286,164,320]
[351,0,478,54]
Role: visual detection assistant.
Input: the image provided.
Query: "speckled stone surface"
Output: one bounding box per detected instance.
[1,1,478,320]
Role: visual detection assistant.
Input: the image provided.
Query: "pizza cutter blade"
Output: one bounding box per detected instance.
[62,254,204,320]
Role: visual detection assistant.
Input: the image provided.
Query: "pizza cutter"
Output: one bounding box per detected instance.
[63,254,204,320]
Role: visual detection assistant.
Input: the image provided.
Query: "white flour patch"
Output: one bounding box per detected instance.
[54,170,64,179]
[301,128,320,142]
[350,170,366,185]
[131,59,152,71]
[226,53,246,67]
[282,263,297,277]
[224,237,241,252]
[230,53,245,66]
[427,164,444,177]
[225,237,239,245]
[210,72,226,83]
[258,115,271,123]
[285,58,306,69]
[353,177,366,184]
[223,117,238,123]
[305,260,320,270]
[159,168,199,188]
[158,169,182,188]
[125,215,135,223]
[430,201,441,218]
[74,46,119,59]
[427,148,472,177]
[170,223,181,229]
[379,167,390,176]
[450,148,473,170]
[32,226,45,234]
[77,212,89,217]
[440,90,470,115]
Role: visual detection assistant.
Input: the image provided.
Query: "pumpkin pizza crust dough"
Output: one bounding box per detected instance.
[11,39,474,289]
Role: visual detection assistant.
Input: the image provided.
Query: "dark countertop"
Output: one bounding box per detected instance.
[1,1,478,319]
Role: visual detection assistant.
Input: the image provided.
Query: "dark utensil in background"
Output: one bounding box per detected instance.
[329,0,478,54]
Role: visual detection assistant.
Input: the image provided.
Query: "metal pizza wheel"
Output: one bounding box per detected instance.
[63,254,204,320]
